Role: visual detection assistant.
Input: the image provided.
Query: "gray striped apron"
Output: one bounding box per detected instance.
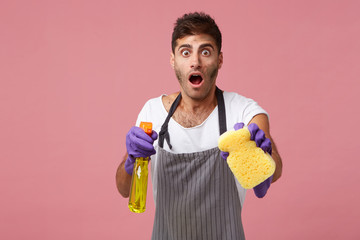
[152,87,245,240]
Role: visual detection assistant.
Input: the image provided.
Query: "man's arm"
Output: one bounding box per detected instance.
[116,153,132,198]
[248,113,282,183]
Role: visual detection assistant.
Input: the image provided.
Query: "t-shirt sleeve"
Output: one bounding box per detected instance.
[242,98,268,125]
[135,100,151,127]
[135,96,164,129]
[224,91,269,127]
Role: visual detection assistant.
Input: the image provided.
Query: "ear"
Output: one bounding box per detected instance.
[170,52,175,69]
[218,52,223,69]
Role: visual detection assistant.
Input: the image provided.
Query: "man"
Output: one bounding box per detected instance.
[116,12,282,239]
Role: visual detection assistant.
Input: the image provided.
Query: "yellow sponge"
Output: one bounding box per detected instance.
[218,127,276,189]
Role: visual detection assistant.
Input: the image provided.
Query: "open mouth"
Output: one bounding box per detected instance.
[189,74,203,85]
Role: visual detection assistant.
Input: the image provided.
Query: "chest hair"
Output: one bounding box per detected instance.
[173,108,215,128]
[163,96,215,128]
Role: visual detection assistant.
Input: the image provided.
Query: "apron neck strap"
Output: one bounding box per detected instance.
[158,86,227,149]
[158,92,182,149]
[216,87,227,135]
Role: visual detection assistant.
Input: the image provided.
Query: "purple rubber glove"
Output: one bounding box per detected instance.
[124,126,158,175]
[253,175,273,198]
[247,123,272,155]
[247,123,273,198]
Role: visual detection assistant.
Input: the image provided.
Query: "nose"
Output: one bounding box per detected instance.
[190,53,201,69]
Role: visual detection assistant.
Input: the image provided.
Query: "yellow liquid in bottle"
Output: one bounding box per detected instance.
[128,157,149,213]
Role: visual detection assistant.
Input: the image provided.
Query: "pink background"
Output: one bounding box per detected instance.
[1,0,359,239]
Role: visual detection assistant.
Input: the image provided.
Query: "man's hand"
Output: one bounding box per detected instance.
[220,122,273,198]
[247,123,273,198]
[125,126,158,175]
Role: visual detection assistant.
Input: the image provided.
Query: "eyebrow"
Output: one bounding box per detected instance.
[177,43,215,51]
[199,43,215,50]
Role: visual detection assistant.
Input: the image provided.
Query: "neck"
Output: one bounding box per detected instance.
[179,87,218,114]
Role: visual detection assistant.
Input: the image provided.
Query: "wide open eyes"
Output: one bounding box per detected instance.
[180,49,211,57]
[181,50,190,57]
[201,49,210,56]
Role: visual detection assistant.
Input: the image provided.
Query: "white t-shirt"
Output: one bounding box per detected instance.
[135,91,268,205]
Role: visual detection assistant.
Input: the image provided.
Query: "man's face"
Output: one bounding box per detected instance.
[170,34,223,102]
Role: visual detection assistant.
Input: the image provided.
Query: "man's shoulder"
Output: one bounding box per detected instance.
[223,91,251,103]
[141,92,179,114]
[143,94,164,106]
[136,95,166,125]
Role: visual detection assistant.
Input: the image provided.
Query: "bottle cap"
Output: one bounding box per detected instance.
[140,122,152,136]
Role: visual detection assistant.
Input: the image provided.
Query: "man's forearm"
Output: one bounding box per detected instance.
[116,154,132,198]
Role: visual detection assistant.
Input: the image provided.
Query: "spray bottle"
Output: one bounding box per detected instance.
[128,122,152,213]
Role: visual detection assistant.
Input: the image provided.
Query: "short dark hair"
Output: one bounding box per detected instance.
[171,12,222,53]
